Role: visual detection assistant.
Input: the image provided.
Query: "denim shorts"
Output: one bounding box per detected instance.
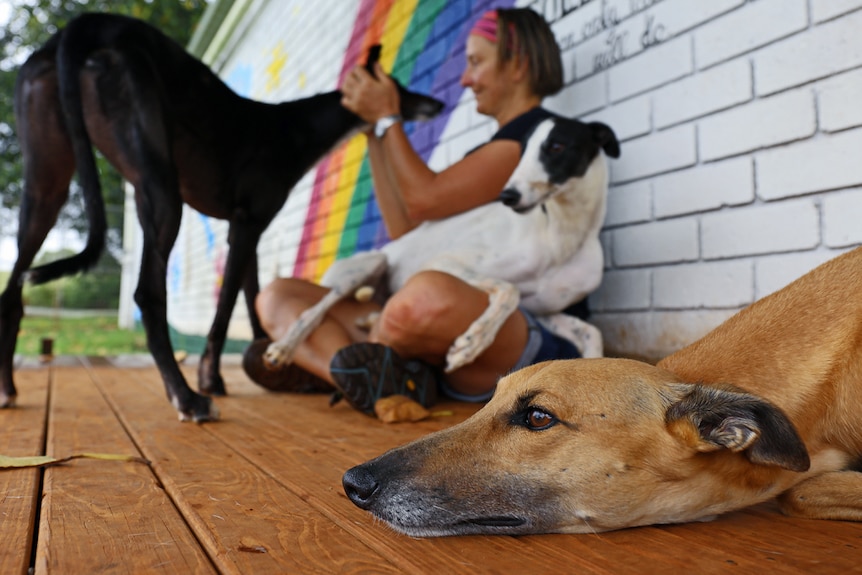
[439,308,581,402]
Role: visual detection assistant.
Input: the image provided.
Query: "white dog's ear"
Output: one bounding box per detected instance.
[588,122,620,159]
[665,384,810,472]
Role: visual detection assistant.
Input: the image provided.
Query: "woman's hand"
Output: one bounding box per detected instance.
[340,62,401,126]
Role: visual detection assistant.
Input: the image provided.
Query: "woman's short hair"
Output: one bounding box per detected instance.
[496,8,564,97]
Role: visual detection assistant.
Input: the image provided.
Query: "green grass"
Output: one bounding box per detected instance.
[16,314,149,356]
[14,314,252,357]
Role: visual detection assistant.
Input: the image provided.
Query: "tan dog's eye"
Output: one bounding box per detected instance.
[525,408,557,430]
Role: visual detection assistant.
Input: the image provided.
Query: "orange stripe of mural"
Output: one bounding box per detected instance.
[363,0,395,61]
[305,146,346,279]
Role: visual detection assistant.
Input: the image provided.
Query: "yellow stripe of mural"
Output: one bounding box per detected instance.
[380,0,418,70]
[316,137,368,279]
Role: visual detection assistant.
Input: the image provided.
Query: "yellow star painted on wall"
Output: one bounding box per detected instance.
[265,43,288,94]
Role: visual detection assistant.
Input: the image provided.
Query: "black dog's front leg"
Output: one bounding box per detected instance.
[136,240,217,421]
[197,220,265,396]
[242,253,267,341]
[132,151,217,421]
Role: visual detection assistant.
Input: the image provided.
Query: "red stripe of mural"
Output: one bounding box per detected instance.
[293,0,393,278]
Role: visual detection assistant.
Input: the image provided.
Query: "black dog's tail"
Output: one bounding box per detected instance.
[27,14,109,285]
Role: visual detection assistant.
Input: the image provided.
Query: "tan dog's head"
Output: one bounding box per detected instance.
[343,359,810,536]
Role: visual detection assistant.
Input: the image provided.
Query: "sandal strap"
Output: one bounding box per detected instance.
[329,342,438,415]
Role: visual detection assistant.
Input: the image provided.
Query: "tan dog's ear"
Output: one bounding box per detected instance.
[665,384,811,472]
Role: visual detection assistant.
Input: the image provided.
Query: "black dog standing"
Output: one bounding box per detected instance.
[0,13,442,421]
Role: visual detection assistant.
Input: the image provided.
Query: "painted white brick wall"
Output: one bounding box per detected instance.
[754,8,862,96]
[547,0,862,359]
[819,68,862,133]
[611,124,696,182]
[811,0,862,22]
[756,128,862,200]
[653,260,753,309]
[170,0,862,360]
[653,157,753,219]
[694,0,807,69]
[698,88,816,161]
[653,59,752,129]
[605,181,651,227]
[612,219,699,266]
[700,200,821,259]
[823,188,862,248]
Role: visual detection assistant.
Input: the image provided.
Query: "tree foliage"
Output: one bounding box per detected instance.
[0,0,208,248]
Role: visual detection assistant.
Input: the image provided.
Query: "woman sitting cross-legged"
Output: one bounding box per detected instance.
[244,8,585,414]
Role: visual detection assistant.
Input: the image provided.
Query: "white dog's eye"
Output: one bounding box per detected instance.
[544,142,566,155]
[525,408,557,430]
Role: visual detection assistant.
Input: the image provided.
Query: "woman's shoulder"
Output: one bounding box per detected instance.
[491,107,558,143]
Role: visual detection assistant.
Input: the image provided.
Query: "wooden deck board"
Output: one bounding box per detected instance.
[86,362,407,574]
[34,363,215,575]
[2,358,861,573]
[0,368,48,575]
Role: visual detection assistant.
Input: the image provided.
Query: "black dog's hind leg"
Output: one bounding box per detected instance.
[0,177,73,406]
[197,219,266,395]
[0,58,75,407]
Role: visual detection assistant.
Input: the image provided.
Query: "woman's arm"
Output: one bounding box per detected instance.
[343,64,521,237]
[374,121,520,224]
[364,134,413,239]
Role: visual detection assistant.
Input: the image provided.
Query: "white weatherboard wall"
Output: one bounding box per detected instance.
[161,0,862,359]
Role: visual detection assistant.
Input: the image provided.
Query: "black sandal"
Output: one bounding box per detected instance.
[329,342,439,415]
[242,338,334,393]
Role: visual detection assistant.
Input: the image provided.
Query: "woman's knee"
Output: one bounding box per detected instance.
[256,278,322,333]
[376,271,479,344]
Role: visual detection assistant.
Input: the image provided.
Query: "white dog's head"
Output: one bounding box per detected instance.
[500,117,620,213]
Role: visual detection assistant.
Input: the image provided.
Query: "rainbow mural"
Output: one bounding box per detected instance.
[292,0,515,281]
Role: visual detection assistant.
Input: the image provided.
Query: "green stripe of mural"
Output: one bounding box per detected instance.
[336,0,448,257]
[337,160,375,258]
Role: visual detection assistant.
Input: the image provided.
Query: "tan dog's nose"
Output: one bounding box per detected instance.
[343,465,379,509]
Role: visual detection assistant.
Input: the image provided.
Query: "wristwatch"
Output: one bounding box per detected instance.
[374,114,402,138]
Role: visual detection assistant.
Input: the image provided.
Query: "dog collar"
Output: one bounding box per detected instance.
[374,114,402,138]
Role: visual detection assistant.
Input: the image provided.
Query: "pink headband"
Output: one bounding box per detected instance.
[470,10,499,43]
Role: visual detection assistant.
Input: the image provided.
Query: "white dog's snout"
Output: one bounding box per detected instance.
[499,187,522,207]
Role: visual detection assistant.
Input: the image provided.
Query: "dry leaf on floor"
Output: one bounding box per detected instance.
[374,394,430,423]
[0,452,149,469]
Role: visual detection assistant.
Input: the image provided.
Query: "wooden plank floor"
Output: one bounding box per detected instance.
[1,356,861,574]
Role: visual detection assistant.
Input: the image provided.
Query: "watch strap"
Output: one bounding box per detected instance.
[374,114,402,138]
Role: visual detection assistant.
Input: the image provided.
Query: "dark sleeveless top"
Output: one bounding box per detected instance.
[491,107,556,145]
[466,107,557,156]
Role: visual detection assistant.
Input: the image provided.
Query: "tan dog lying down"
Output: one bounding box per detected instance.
[342,247,862,535]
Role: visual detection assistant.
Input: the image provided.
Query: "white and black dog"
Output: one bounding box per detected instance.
[264,116,620,372]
